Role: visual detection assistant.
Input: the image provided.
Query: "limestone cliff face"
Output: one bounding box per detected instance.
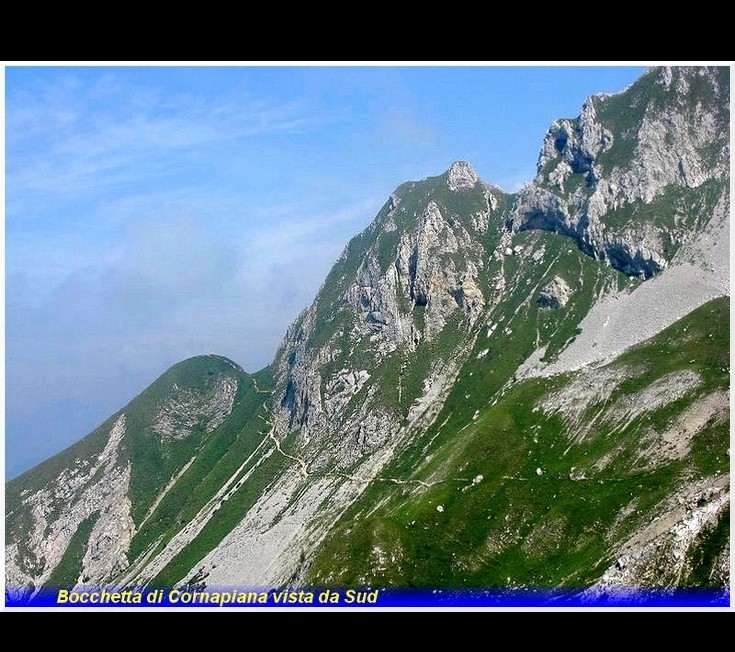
[513,66,729,278]
[270,161,501,470]
[5,415,134,601]
[269,68,730,481]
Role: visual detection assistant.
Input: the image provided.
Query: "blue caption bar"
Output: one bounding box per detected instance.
[6,586,730,608]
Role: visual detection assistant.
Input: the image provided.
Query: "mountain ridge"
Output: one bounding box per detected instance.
[6,65,729,604]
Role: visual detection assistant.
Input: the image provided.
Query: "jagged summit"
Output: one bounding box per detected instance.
[445,160,479,191]
[515,65,729,279]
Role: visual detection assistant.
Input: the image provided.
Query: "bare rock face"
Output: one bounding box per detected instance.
[154,375,238,440]
[446,160,478,191]
[393,200,486,338]
[273,167,491,467]
[537,98,614,183]
[518,187,730,380]
[514,67,729,279]
[537,276,572,309]
[5,416,134,601]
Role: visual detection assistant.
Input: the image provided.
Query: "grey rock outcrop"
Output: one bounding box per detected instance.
[537,98,614,184]
[513,66,729,279]
[537,276,572,309]
[5,416,134,601]
[446,160,479,191]
[273,167,492,467]
[154,375,238,440]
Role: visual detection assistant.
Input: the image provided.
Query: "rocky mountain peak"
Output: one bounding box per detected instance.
[536,97,613,183]
[515,65,729,279]
[446,160,478,191]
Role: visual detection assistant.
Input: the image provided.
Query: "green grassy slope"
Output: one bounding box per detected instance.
[307,298,729,588]
[125,366,275,571]
[6,354,271,590]
[121,355,251,526]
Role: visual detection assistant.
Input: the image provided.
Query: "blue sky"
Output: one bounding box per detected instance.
[4,64,647,478]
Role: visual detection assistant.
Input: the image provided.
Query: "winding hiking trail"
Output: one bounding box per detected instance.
[258,410,309,478]
[258,402,472,490]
